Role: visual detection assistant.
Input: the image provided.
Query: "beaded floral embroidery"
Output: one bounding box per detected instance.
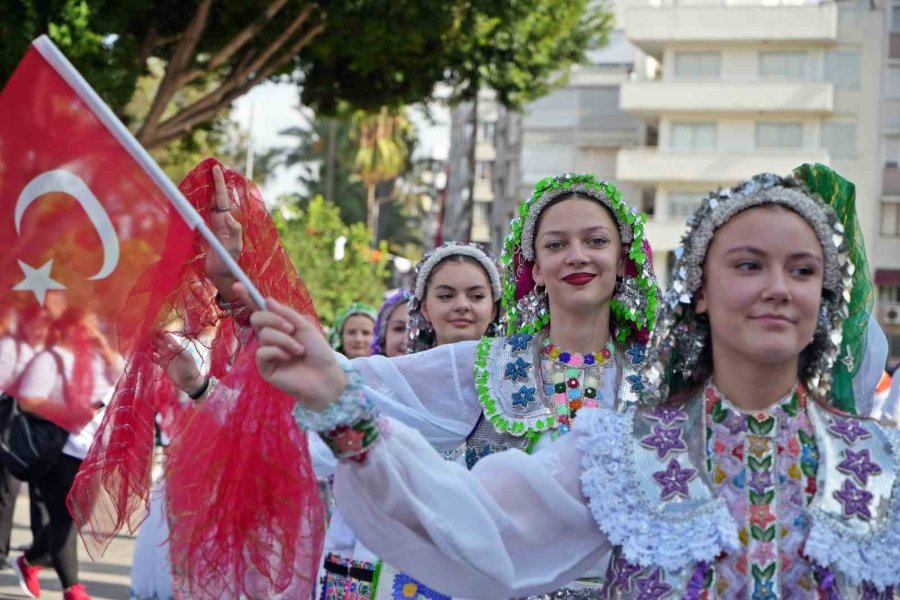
[541,338,614,435]
[705,385,817,599]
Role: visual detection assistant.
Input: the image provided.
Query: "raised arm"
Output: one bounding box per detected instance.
[241,290,611,598]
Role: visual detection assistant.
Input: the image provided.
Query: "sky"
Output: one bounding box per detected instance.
[232,82,451,202]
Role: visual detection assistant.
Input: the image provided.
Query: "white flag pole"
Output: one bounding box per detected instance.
[31,35,268,310]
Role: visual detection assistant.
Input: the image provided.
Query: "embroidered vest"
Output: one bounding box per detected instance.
[578,395,900,599]
[465,333,645,469]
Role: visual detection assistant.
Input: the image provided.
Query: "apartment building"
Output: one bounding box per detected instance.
[617,0,900,365]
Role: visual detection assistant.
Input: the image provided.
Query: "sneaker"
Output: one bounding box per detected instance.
[63,583,92,600]
[12,555,41,598]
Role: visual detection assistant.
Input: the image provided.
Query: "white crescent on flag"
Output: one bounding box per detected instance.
[12,169,121,305]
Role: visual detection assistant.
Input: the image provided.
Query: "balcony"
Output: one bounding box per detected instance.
[616,147,830,184]
[620,81,834,116]
[623,3,838,59]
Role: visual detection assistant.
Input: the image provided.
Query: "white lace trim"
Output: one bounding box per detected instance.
[805,427,900,591]
[578,408,739,572]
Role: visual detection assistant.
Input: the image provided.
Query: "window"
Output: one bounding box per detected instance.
[892,5,900,31]
[475,160,493,181]
[523,89,578,128]
[821,122,856,159]
[522,143,575,181]
[577,87,640,131]
[667,192,704,218]
[477,121,496,143]
[888,66,900,99]
[674,52,720,79]
[670,122,717,150]
[825,50,861,89]
[756,122,803,149]
[759,52,807,80]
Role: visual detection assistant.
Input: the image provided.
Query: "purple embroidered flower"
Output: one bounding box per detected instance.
[652,459,696,500]
[833,479,874,520]
[633,569,672,599]
[606,557,641,592]
[837,448,882,486]
[641,425,687,459]
[748,469,774,495]
[625,343,646,365]
[391,572,451,600]
[722,409,748,435]
[828,417,870,445]
[646,405,687,426]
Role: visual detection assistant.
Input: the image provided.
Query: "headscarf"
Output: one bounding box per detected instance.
[68,158,324,598]
[406,242,503,353]
[370,289,412,356]
[641,164,870,413]
[501,173,658,344]
[329,302,377,352]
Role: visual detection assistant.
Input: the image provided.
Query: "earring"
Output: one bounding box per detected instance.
[515,285,549,330]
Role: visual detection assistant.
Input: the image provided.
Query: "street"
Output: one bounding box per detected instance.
[0,488,134,599]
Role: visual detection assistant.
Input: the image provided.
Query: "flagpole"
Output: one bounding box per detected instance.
[31,35,268,310]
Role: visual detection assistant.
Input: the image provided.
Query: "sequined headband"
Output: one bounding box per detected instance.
[413,243,502,301]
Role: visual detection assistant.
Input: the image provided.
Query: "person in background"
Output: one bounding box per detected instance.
[330,303,377,359]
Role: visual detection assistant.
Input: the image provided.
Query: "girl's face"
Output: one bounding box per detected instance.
[383,302,409,358]
[696,205,824,372]
[341,314,374,359]
[532,197,623,318]
[421,260,496,346]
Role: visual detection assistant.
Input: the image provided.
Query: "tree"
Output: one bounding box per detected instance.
[272,196,389,325]
[1,0,610,151]
[351,107,412,239]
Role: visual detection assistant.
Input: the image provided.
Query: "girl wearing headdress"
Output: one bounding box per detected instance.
[248,164,900,598]
[319,242,503,599]
[230,174,658,598]
[330,303,377,359]
[370,290,413,358]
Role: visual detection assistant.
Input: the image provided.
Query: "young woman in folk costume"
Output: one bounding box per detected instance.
[199,173,655,599]
[67,158,325,600]
[331,303,378,359]
[320,242,504,599]
[244,163,900,599]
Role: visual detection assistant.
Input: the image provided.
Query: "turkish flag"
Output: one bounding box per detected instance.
[0,39,194,422]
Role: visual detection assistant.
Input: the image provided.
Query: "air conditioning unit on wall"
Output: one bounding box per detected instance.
[881,303,900,326]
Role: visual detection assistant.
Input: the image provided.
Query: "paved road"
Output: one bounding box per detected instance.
[0,488,135,599]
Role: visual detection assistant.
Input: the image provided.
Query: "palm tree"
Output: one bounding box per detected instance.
[351,107,412,242]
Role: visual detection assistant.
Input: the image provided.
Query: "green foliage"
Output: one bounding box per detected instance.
[299,0,613,112]
[273,196,389,325]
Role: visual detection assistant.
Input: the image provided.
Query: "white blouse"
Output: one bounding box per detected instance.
[334,407,610,599]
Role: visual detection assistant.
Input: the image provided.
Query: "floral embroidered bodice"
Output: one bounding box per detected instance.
[578,384,900,600]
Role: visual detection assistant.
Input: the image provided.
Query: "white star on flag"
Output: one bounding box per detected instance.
[13,259,66,305]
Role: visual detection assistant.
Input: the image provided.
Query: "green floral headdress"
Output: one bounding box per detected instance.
[500,173,659,344]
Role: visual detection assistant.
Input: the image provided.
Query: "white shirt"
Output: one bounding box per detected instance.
[17,347,122,459]
[0,337,37,393]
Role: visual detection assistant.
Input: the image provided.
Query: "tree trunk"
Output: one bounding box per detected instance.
[366,184,378,246]
[465,93,478,243]
[325,118,338,201]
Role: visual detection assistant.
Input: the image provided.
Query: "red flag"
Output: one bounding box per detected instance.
[0,40,194,422]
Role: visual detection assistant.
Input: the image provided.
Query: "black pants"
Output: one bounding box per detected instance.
[0,465,20,559]
[25,454,81,589]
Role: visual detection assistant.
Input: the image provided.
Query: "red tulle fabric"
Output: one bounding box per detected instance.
[68,158,324,598]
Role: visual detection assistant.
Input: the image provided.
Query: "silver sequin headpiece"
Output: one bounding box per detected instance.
[642,172,854,405]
